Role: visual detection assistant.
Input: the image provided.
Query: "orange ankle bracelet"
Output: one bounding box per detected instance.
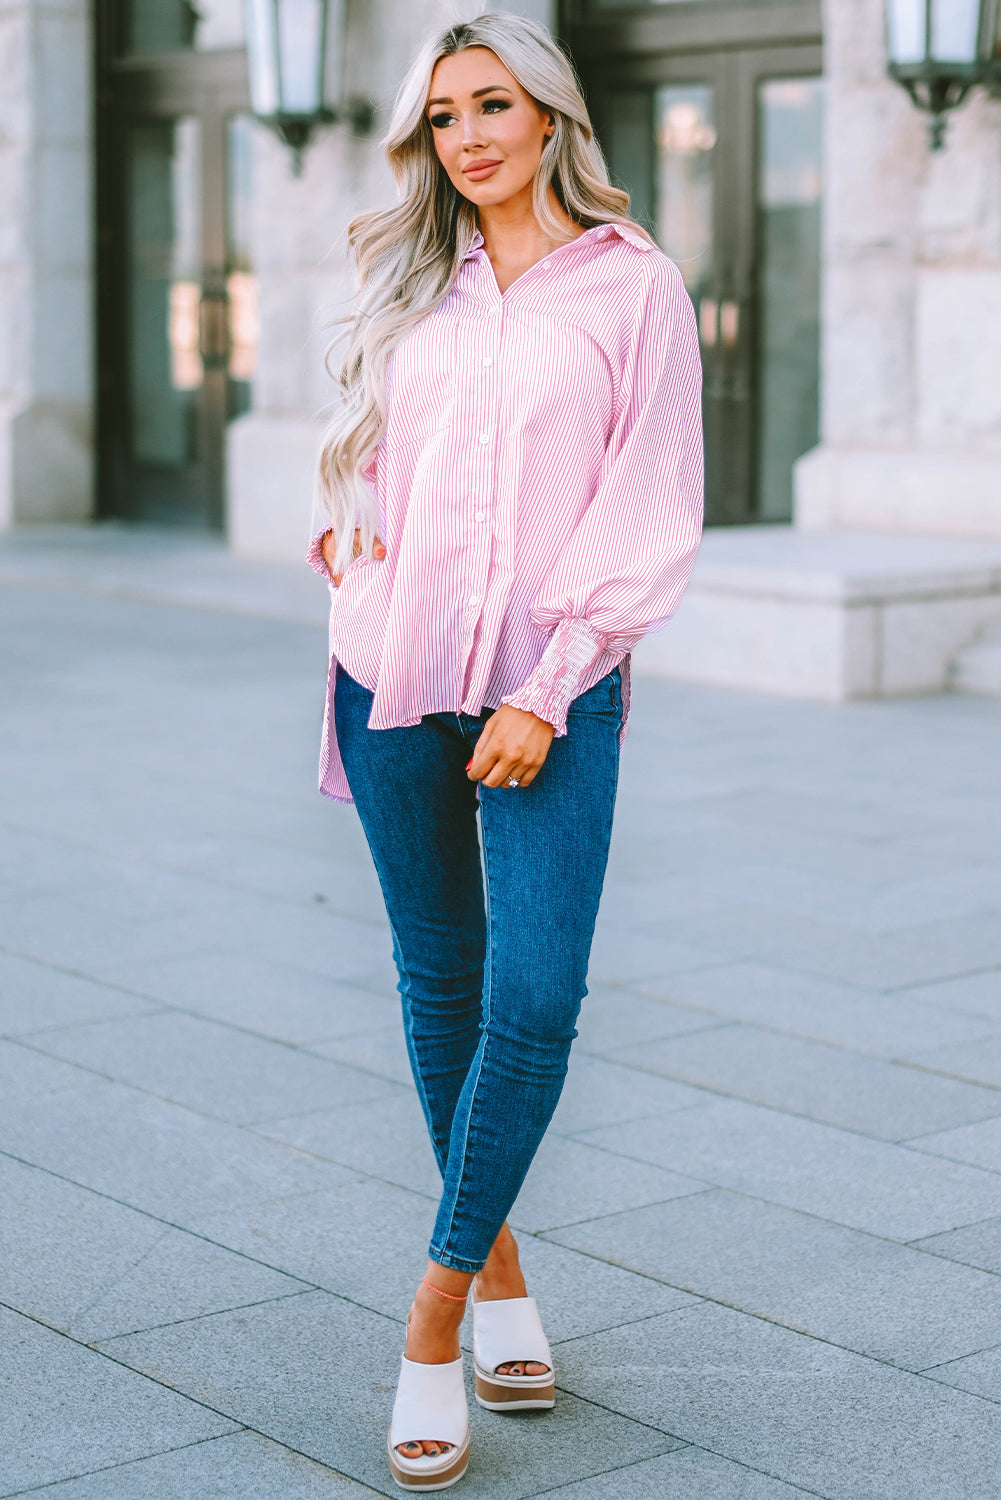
[421,1275,468,1303]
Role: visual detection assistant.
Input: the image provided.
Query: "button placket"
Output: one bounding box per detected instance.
[466,300,501,629]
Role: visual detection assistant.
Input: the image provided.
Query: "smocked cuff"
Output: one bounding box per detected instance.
[307,528,334,580]
[502,616,608,736]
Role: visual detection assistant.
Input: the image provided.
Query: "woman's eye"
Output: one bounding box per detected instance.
[429,112,455,130]
[482,99,510,114]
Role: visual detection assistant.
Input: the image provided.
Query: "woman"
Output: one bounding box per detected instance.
[309,13,703,1490]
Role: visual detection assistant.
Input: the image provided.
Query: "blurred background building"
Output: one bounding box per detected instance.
[2,0,1000,697]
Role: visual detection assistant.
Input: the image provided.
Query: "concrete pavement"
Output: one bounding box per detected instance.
[2,526,1001,1497]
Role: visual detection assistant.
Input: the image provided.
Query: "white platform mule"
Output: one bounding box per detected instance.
[471,1295,555,1411]
[387,1353,470,1491]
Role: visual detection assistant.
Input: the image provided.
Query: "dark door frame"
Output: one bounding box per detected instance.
[95,7,249,527]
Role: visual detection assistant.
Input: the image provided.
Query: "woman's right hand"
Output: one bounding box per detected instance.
[322,528,385,586]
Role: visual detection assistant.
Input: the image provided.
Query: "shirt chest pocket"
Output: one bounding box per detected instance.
[383,310,459,452]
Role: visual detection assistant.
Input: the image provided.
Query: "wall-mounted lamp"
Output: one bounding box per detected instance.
[243,0,375,175]
[886,0,1000,148]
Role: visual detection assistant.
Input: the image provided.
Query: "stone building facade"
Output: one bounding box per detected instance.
[2,0,1000,696]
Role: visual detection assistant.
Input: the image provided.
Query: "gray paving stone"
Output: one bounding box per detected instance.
[89,896,399,997]
[0,950,160,1036]
[550,1054,708,1135]
[192,1182,698,1342]
[910,1218,1001,1274]
[495,1235,701,1345]
[636,901,1001,990]
[509,1133,708,1234]
[546,1188,1001,1371]
[0,1038,97,1103]
[191,1176,438,1317]
[575,1097,1001,1240]
[0,824,113,900]
[573,984,725,1054]
[907,1035,1001,1090]
[638,960,1001,1060]
[594,874,727,930]
[585,926,725,985]
[555,1299,1001,1499]
[98,1289,679,1499]
[535,1446,812,1498]
[0,1076,359,1223]
[906,1116,1001,1172]
[255,1091,442,1198]
[155,830,384,917]
[607,1023,1001,1140]
[101,950,400,1044]
[13,1430,382,1499]
[0,1153,310,1342]
[0,890,231,978]
[256,1091,707,1232]
[309,1022,417,1086]
[924,1344,1001,1402]
[896,968,1001,1023]
[637,857,1001,936]
[0,1305,236,1493]
[26,1010,403,1125]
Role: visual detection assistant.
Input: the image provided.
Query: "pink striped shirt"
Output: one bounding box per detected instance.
[308,220,704,803]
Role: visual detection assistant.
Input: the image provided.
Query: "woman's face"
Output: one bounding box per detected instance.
[426,47,554,209]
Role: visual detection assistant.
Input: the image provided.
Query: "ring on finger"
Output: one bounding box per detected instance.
[506,776,520,789]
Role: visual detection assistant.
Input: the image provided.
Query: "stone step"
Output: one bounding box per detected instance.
[632,526,1001,701]
[950,628,1001,698]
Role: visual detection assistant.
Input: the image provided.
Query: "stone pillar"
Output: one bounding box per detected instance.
[228,0,556,561]
[795,0,1001,539]
[0,0,93,528]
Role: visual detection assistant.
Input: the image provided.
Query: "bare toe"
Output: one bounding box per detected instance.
[396,1441,452,1458]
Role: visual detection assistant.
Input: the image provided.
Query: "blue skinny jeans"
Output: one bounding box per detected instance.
[334,663,622,1272]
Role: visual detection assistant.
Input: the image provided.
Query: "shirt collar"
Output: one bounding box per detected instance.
[462,219,654,265]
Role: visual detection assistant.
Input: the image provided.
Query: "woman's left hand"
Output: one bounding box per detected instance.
[467,705,555,790]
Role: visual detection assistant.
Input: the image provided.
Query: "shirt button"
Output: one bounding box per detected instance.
[470,595,481,607]
[479,433,489,444]
[483,356,493,366]
[474,510,486,523]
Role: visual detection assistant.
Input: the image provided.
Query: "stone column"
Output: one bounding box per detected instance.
[0,0,93,528]
[227,0,555,561]
[795,0,1001,538]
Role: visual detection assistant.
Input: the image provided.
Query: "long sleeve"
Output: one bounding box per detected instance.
[502,256,703,734]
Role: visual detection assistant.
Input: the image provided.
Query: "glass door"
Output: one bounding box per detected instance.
[96,15,254,527]
[588,44,823,525]
[755,75,824,520]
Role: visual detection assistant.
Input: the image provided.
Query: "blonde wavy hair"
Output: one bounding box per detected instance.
[316,11,638,574]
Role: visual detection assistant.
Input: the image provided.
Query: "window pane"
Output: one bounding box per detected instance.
[654,84,716,304]
[126,118,202,468]
[226,114,259,421]
[755,76,824,521]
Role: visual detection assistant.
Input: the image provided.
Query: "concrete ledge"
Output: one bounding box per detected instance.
[0,398,92,528]
[795,445,1001,539]
[951,628,1001,699]
[632,526,1001,700]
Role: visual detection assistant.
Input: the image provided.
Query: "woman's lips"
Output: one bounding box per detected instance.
[463,159,502,181]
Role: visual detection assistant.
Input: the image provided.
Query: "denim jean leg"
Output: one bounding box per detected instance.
[429,671,622,1271]
[334,668,487,1176]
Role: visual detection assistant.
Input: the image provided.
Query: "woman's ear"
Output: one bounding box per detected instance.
[545,112,556,138]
